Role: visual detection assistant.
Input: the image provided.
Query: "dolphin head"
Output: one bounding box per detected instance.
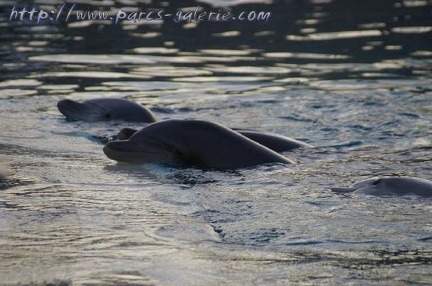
[103,139,177,164]
[57,98,157,122]
[103,121,191,165]
[57,99,107,122]
[331,177,432,197]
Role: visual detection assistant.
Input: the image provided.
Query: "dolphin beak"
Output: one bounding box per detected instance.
[330,187,358,193]
[105,140,142,153]
[103,140,173,164]
[103,141,145,163]
[57,99,104,121]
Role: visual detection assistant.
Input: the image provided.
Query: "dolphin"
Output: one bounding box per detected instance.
[116,127,312,152]
[103,119,295,169]
[57,98,157,122]
[331,176,432,197]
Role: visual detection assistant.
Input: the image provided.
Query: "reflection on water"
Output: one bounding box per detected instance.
[1,0,432,285]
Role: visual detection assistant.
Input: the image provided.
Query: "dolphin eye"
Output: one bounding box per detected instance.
[373,179,380,186]
[105,113,111,119]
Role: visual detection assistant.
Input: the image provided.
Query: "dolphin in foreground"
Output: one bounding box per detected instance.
[117,127,313,153]
[57,98,158,122]
[103,119,295,169]
[331,177,432,197]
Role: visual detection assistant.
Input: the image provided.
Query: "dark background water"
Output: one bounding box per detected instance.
[0,0,432,285]
[2,0,432,80]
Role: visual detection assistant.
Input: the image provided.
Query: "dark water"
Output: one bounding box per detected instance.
[1,0,432,285]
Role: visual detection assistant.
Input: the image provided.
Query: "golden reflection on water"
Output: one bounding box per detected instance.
[287,30,382,41]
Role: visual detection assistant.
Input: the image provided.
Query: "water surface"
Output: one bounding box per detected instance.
[1,0,431,285]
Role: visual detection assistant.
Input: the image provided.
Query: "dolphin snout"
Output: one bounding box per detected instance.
[103,141,143,163]
[104,140,174,164]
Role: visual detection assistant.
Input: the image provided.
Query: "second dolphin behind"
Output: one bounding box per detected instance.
[57,98,158,122]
